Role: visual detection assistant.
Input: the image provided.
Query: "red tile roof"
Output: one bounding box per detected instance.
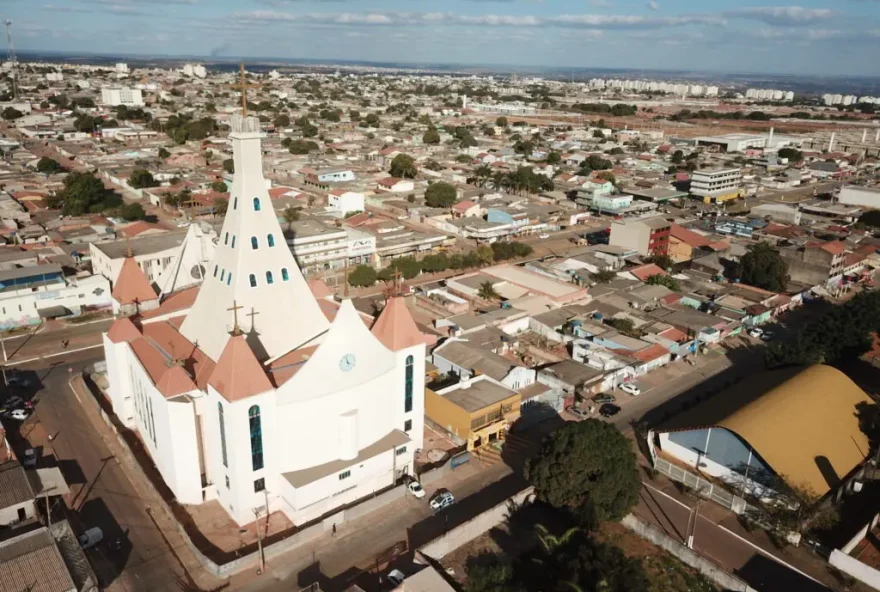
[141,320,215,388]
[630,264,668,282]
[120,221,171,238]
[208,334,273,401]
[632,343,670,362]
[669,224,710,248]
[307,279,333,300]
[154,365,197,397]
[808,241,846,256]
[139,286,200,320]
[107,317,141,343]
[378,177,403,188]
[112,257,158,305]
[371,296,426,351]
[658,326,688,343]
[266,344,319,387]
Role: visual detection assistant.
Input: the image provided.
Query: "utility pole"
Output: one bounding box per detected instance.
[4,20,16,101]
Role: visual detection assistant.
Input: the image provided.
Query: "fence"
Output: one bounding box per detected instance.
[621,514,757,592]
[653,457,752,515]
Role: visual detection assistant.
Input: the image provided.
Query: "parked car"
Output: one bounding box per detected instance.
[747,327,763,338]
[22,448,36,468]
[429,490,455,512]
[599,403,621,418]
[566,406,589,419]
[4,408,30,421]
[760,330,776,342]
[592,394,616,405]
[7,375,31,388]
[620,383,641,396]
[406,480,426,499]
[388,569,406,586]
[538,233,550,239]
[78,527,103,550]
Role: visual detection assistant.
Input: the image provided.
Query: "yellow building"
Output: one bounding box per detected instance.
[426,376,521,451]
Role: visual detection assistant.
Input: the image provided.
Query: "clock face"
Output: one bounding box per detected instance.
[339,353,356,372]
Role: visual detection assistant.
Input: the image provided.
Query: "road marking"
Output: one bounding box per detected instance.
[6,343,104,366]
[641,482,824,585]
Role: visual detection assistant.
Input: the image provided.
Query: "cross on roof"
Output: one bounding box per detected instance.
[228,300,244,335]
[247,306,259,332]
[231,64,262,117]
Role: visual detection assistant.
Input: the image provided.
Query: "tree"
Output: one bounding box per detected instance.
[222,159,234,174]
[158,147,170,159]
[119,202,146,221]
[478,281,501,300]
[274,113,291,128]
[389,153,418,179]
[777,147,804,163]
[424,182,457,208]
[1,107,22,120]
[364,113,380,126]
[213,197,228,216]
[670,149,684,164]
[646,273,680,291]
[423,128,440,145]
[858,210,880,229]
[129,168,158,189]
[495,116,508,127]
[464,552,523,592]
[282,205,300,229]
[36,157,64,175]
[591,269,617,284]
[592,129,605,139]
[51,171,119,215]
[546,151,561,165]
[596,171,616,185]
[73,114,98,132]
[348,265,378,288]
[288,139,319,155]
[525,419,640,522]
[646,254,673,270]
[738,242,788,292]
[209,180,227,193]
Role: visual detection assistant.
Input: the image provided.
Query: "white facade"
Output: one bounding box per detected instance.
[182,64,207,79]
[101,87,144,107]
[839,186,880,208]
[0,274,111,330]
[690,168,743,200]
[103,115,425,526]
[329,191,364,215]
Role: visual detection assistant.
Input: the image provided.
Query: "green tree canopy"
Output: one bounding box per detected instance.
[671,150,684,164]
[525,419,641,522]
[777,147,804,163]
[591,269,617,283]
[209,180,227,193]
[424,182,457,208]
[389,153,418,179]
[1,107,22,120]
[646,273,680,291]
[119,202,146,221]
[222,158,234,174]
[50,171,120,215]
[288,139,319,155]
[129,168,158,189]
[213,197,228,216]
[274,113,291,128]
[422,127,440,145]
[36,157,64,175]
[478,281,501,300]
[495,116,508,127]
[491,241,533,261]
[348,264,378,288]
[546,151,561,164]
[158,147,170,159]
[737,241,789,292]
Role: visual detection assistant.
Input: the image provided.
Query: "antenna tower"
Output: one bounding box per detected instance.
[4,20,16,100]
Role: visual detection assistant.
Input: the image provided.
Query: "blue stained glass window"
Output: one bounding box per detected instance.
[251,236,258,250]
[281,268,289,281]
[218,402,228,467]
[249,405,264,471]
[253,198,261,211]
[266,271,274,285]
[249,274,256,287]
[404,355,414,413]
[267,234,275,248]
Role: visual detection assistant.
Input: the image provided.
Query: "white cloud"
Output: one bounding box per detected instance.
[725,6,835,26]
[588,0,613,8]
[647,1,659,11]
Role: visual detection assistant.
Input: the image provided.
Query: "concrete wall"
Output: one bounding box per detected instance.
[841,513,880,555]
[419,487,535,559]
[620,514,757,592]
[830,549,880,590]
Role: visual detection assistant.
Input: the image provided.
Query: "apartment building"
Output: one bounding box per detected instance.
[609,216,671,257]
[690,167,743,203]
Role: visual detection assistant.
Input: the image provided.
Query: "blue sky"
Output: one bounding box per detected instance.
[3,0,880,75]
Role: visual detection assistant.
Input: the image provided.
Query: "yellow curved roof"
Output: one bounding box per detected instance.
[668,365,874,496]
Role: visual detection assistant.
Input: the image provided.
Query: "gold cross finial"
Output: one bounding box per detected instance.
[228,300,244,335]
[231,64,262,117]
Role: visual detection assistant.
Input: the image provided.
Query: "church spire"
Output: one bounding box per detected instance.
[179,114,330,362]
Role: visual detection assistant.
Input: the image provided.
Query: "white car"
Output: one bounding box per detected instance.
[748,327,763,338]
[407,481,426,499]
[620,383,641,396]
[388,569,406,586]
[538,233,550,239]
[6,408,29,421]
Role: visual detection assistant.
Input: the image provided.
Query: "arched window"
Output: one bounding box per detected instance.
[226,274,232,286]
[249,405,264,471]
[404,355,414,413]
[218,402,228,468]
[253,197,261,212]
[220,270,225,282]
[267,234,275,248]
[266,271,274,285]
[231,236,236,248]
[281,268,289,282]
[224,232,229,245]
[249,274,257,287]
[233,197,238,210]
[213,265,218,278]
[251,236,258,250]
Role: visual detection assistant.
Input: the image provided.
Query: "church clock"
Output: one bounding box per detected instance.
[339,353,356,372]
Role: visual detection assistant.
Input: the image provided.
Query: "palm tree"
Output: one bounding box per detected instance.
[475,164,492,187]
[282,205,300,230]
[477,281,501,301]
[534,524,581,555]
[491,171,508,191]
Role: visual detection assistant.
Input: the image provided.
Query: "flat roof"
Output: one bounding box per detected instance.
[92,229,188,259]
[441,377,517,412]
[624,187,688,201]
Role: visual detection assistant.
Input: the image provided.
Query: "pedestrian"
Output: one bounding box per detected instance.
[331,523,336,536]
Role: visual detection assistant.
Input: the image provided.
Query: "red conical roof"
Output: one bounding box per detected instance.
[370,296,425,351]
[208,334,273,401]
[107,316,142,343]
[112,257,158,305]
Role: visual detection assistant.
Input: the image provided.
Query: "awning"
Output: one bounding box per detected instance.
[27,467,70,496]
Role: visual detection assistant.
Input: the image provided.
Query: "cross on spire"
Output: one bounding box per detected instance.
[227,300,244,335]
[231,64,262,117]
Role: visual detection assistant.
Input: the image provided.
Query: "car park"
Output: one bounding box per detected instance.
[620,383,641,396]
[429,490,454,511]
[566,406,589,419]
[407,480,426,499]
[599,403,621,418]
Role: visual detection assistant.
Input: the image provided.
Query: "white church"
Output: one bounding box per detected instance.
[102,114,428,526]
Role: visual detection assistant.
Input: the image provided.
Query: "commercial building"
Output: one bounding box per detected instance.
[781,241,848,288]
[690,167,744,203]
[652,365,873,499]
[100,86,144,107]
[838,185,880,208]
[425,376,521,451]
[609,216,671,257]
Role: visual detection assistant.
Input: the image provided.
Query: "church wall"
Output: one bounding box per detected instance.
[392,344,426,454]
[103,335,135,427]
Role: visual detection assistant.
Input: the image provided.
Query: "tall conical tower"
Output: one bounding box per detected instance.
[179,115,329,361]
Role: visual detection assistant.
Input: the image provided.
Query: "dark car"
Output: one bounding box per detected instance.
[599,403,621,418]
